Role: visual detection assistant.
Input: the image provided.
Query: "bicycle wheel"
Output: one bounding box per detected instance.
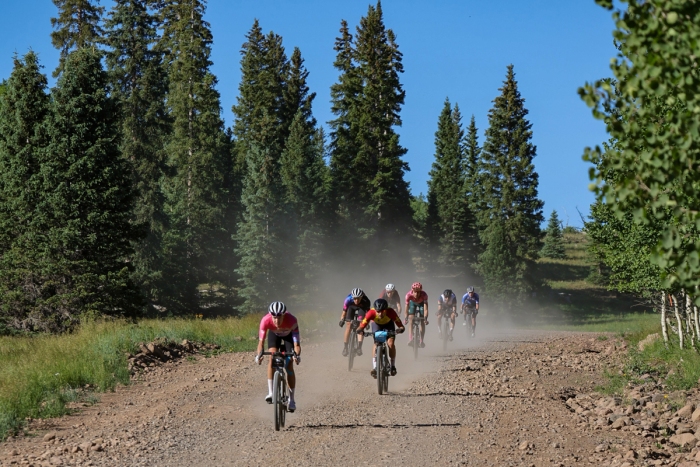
[442,319,449,351]
[413,323,419,360]
[376,345,384,395]
[348,330,356,371]
[273,371,282,431]
[280,377,286,428]
[382,351,390,393]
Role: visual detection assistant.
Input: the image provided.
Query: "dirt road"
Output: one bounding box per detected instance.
[2,322,697,466]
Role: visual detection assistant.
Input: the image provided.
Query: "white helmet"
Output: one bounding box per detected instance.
[268,301,287,316]
[385,283,395,292]
[351,288,364,299]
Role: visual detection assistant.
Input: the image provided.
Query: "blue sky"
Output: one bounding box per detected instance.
[0,1,618,228]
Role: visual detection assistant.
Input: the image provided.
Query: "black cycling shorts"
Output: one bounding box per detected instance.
[437,306,456,317]
[345,305,366,321]
[464,306,478,317]
[267,332,295,353]
[370,320,396,333]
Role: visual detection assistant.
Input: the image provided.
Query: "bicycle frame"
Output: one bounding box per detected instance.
[346,315,362,371]
[364,330,396,395]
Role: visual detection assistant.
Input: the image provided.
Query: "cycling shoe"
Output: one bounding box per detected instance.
[419,341,425,348]
[265,393,272,404]
[390,366,397,376]
[356,347,363,356]
[370,369,377,378]
[342,346,348,357]
[288,400,296,412]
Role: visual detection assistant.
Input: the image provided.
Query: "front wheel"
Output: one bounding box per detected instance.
[442,319,449,351]
[273,371,283,431]
[382,349,390,393]
[348,330,357,371]
[376,345,384,395]
[413,323,419,360]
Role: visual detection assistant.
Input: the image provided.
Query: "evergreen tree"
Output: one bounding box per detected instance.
[50,0,104,76]
[4,49,141,332]
[463,114,482,265]
[427,99,471,274]
[354,1,412,256]
[159,0,232,312]
[328,19,362,245]
[540,210,566,259]
[477,65,544,303]
[104,0,170,310]
[478,222,524,310]
[328,2,412,264]
[0,52,50,331]
[280,112,330,297]
[236,141,287,313]
[232,21,289,171]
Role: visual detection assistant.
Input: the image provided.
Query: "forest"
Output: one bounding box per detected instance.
[1,0,697,345]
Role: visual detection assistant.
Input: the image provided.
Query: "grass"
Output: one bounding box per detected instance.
[0,315,268,440]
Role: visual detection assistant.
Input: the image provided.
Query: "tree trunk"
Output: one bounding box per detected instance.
[661,291,669,345]
[673,293,684,349]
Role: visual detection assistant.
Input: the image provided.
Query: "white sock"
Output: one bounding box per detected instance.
[267,379,273,395]
[372,357,377,369]
[289,387,295,402]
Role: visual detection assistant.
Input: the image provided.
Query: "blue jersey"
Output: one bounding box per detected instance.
[343,294,370,312]
[462,292,480,308]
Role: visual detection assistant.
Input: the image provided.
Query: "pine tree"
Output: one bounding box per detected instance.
[104,0,170,310]
[50,0,104,76]
[0,52,50,331]
[540,210,566,259]
[463,114,482,266]
[478,222,524,310]
[9,48,141,332]
[477,65,544,303]
[354,1,412,257]
[159,0,232,313]
[232,21,289,171]
[328,19,362,246]
[280,112,330,297]
[427,99,472,274]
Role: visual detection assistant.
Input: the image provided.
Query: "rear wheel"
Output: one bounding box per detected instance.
[376,345,384,395]
[273,371,282,431]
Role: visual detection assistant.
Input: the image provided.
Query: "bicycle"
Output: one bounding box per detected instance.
[463,305,477,337]
[259,350,297,431]
[346,315,362,371]
[409,316,425,360]
[363,329,400,395]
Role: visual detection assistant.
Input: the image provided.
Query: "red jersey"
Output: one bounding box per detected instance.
[359,308,404,330]
[405,290,428,305]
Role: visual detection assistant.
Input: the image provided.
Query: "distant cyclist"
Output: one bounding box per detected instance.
[436,289,457,341]
[255,302,301,412]
[405,282,429,348]
[356,298,405,377]
[379,283,402,315]
[461,287,480,338]
[339,287,371,357]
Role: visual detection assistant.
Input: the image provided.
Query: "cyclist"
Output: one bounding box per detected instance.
[356,298,405,377]
[378,283,402,316]
[405,282,429,348]
[339,287,371,357]
[461,286,480,338]
[255,301,301,412]
[436,289,458,341]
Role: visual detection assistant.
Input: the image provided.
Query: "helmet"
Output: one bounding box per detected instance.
[351,288,364,299]
[268,301,287,316]
[411,282,422,291]
[385,283,395,292]
[374,298,388,311]
[443,289,453,298]
[467,286,475,293]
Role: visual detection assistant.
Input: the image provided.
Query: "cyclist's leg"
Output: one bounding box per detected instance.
[471,309,477,332]
[437,309,443,333]
[407,310,414,343]
[386,322,397,363]
[266,333,281,399]
[357,312,365,348]
[450,310,456,333]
